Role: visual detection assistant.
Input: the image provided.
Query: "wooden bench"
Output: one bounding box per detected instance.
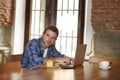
[0,61,21,72]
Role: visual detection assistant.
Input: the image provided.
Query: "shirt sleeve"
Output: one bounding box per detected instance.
[21,39,44,68]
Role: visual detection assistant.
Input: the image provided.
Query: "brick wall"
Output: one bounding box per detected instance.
[92,0,120,57]
[0,0,13,47]
[92,0,120,30]
[0,0,14,26]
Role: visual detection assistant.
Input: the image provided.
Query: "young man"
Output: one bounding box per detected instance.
[21,25,72,68]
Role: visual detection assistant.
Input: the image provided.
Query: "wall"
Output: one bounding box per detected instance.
[0,0,25,55]
[84,0,92,59]
[0,0,14,48]
[0,0,14,26]
[92,0,120,57]
[0,27,11,47]
[11,0,26,54]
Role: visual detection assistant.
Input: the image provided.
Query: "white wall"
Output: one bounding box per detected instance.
[84,0,93,59]
[11,0,26,54]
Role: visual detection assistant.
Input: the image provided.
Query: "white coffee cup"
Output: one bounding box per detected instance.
[99,61,111,67]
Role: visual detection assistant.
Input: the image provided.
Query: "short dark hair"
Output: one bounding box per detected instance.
[43,25,59,37]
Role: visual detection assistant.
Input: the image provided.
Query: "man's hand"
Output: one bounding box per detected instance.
[44,56,74,66]
[53,56,74,64]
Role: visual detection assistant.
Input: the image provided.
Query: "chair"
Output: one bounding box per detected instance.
[6,54,22,63]
[0,50,6,63]
[0,54,22,72]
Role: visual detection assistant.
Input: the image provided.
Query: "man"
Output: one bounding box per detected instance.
[21,25,72,68]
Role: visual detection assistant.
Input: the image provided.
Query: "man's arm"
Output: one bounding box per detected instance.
[44,56,73,65]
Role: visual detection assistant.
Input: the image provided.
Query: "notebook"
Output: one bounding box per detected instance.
[59,44,87,69]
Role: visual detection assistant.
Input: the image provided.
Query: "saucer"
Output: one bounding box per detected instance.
[99,66,111,70]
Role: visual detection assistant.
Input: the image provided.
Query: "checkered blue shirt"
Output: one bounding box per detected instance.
[21,38,63,68]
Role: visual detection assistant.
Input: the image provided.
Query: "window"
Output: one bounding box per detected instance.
[56,0,79,57]
[30,0,46,39]
[25,0,85,58]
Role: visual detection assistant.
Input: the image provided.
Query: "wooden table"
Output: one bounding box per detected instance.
[0,61,120,80]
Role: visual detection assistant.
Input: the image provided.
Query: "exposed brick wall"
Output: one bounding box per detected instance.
[0,0,14,26]
[92,0,120,30]
[92,0,120,58]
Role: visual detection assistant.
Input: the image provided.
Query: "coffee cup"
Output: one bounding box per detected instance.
[99,61,112,70]
[99,61,110,67]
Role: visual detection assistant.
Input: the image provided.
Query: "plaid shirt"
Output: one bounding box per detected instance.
[21,37,63,68]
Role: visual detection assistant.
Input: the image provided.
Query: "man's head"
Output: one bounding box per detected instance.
[43,25,59,37]
[42,25,59,48]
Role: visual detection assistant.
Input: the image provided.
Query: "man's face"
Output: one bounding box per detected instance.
[42,30,57,48]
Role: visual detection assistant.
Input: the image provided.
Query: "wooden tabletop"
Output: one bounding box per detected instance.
[0,61,120,80]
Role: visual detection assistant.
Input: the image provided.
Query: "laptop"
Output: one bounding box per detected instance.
[59,44,87,69]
